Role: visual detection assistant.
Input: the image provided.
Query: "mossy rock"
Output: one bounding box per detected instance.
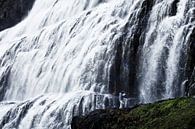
[72,97,195,129]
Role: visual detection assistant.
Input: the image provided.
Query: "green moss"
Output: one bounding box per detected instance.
[126,97,195,129]
[72,97,195,129]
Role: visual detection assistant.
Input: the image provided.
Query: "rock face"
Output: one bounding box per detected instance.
[189,84,195,96]
[108,0,154,98]
[187,28,195,96]
[71,97,195,129]
[0,0,35,31]
[184,24,195,96]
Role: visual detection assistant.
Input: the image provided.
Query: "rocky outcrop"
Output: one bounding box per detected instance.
[188,29,195,96]
[0,0,35,31]
[71,97,195,129]
[185,24,195,96]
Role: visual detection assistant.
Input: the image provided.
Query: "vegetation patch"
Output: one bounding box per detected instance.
[72,97,195,129]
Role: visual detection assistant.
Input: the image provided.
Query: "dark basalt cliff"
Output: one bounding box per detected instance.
[108,0,154,97]
[71,97,195,129]
[187,28,195,96]
[0,0,35,31]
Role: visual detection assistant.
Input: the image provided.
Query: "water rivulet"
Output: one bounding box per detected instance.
[0,0,194,128]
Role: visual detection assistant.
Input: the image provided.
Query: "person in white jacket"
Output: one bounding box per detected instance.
[119,91,126,109]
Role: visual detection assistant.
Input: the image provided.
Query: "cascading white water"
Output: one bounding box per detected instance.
[164,0,195,98]
[0,0,145,128]
[138,0,175,103]
[0,0,194,128]
[0,0,132,101]
[138,0,195,103]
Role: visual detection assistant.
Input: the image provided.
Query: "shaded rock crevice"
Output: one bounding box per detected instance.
[0,0,35,31]
[109,0,154,98]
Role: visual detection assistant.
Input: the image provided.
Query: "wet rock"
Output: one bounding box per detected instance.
[108,0,154,98]
[169,0,180,16]
[189,83,195,96]
[0,0,35,31]
[185,27,195,96]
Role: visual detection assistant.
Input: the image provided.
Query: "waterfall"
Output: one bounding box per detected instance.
[1,0,147,101]
[138,0,195,103]
[0,0,194,128]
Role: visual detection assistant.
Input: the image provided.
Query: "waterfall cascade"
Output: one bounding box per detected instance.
[0,0,194,128]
